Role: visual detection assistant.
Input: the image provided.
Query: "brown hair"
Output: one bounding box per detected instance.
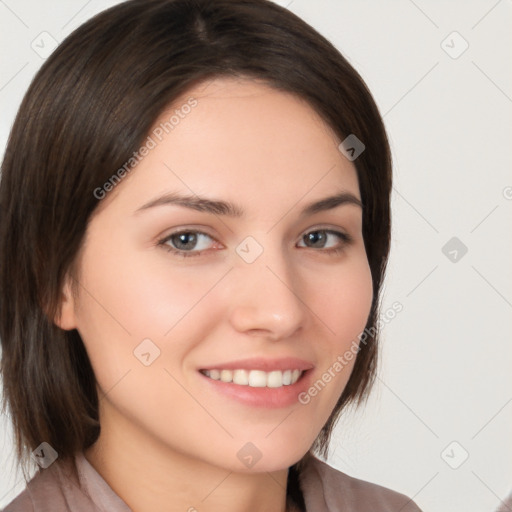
[0,0,391,507]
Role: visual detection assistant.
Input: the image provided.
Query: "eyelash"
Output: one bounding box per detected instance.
[157,228,353,258]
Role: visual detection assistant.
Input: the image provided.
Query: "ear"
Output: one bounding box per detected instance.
[53,274,79,331]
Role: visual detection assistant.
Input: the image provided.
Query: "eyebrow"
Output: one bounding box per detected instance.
[134,190,363,217]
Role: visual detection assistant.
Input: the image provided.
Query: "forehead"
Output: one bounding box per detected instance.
[96,76,360,216]
[170,75,342,152]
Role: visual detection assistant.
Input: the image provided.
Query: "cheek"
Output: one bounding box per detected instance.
[305,255,373,392]
[73,242,225,386]
[313,255,374,347]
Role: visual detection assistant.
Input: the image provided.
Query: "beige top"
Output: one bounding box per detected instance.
[2,452,423,511]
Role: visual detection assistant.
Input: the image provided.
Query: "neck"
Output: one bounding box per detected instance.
[84,404,295,512]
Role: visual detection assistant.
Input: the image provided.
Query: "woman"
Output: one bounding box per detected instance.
[0,0,423,510]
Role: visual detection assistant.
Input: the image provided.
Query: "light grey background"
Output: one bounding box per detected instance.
[1,1,511,511]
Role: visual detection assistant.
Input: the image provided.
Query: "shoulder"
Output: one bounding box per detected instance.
[2,488,34,512]
[496,490,512,512]
[299,454,423,512]
[1,457,90,512]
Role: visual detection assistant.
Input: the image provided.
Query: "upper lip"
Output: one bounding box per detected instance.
[199,357,314,372]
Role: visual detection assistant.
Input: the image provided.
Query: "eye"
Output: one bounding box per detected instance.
[297,229,353,255]
[157,227,353,259]
[158,230,218,258]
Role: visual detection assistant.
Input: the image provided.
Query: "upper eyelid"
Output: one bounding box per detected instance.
[159,227,216,244]
[160,224,350,238]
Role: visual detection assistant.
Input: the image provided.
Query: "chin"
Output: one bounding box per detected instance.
[224,440,312,474]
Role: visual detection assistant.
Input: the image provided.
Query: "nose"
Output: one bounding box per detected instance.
[227,245,306,341]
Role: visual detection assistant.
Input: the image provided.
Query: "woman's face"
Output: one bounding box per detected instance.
[60,76,373,472]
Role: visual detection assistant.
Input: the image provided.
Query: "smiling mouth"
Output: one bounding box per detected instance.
[199,368,305,388]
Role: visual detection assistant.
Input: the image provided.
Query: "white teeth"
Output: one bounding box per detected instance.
[220,370,232,382]
[248,370,267,387]
[233,369,249,385]
[267,370,283,388]
[209,369,220,380]
[202,368,304,388]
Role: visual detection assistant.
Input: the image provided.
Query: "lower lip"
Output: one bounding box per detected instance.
[198,369,314,409]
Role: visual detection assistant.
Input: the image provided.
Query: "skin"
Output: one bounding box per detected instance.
[56,76,373,512]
